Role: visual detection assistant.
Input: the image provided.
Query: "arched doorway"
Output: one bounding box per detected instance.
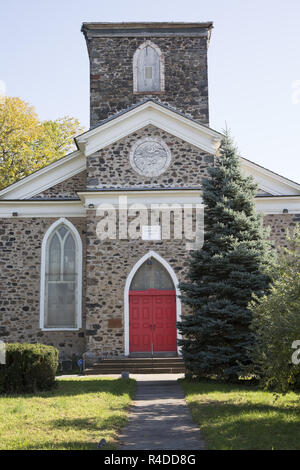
[124,251,181,356]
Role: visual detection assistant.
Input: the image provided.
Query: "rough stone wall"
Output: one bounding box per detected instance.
[1,211,300,361]
[87,125,214,189]
[85,208,193,359]
[32,171,86,200]
[0,217,87,359]
[263,213,300,247]
[86,35,209,126]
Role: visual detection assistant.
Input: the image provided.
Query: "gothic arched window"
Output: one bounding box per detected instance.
[40,218,82,330]
[133,41,165,93]
[130,257,174,291]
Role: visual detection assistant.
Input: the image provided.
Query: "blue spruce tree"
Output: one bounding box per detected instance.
[178,132,274,380]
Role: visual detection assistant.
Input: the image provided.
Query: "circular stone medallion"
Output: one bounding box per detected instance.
[130,137,171,177]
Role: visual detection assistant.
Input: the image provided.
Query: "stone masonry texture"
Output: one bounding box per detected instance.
[32,171,86,200]
[264,213,300,247]
[83,209,300,359]
[87,125,214,190]
[85,209,193,359]
[1,23,300,362]
[84,34,210,126]
[0,217,87,359]
[1,210,299,360]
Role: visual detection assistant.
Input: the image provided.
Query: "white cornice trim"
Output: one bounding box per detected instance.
[255,196,300,214]
[78,189,203,207]
[75,101,221,156]
[241,158,300,196]
[0,194,299,217]
[0,201,86,218]
[0,151,86,201]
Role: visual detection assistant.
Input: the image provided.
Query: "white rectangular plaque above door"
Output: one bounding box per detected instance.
[142,225,161,241]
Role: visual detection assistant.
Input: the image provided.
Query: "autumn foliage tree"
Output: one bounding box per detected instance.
[0,96,83,189]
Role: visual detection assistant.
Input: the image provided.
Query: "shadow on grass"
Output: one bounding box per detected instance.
[15,440,107,450]
[1,378,136,400]
[180,379,300,450]
[179,377,260,393]
[189,400,300,449]
[50,415,127,432]
[13,416,129,450]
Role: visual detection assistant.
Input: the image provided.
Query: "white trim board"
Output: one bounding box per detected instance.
[1,194,300,218]
[75,101,222,156]
[255,196,300,214]
[0,201,86,218]
[240,158,300,196]
[0,151,86,201]
[78,189,203,207]
[124,250,182,356]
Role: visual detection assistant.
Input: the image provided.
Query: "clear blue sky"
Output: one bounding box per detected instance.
[1,0,300,182]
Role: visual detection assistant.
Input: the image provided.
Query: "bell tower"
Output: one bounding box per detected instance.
[81,22,213,127]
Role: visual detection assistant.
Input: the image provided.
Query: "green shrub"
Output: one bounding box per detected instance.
[0,343,58,394]
[248,226,300,392]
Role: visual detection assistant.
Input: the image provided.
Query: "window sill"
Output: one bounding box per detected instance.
[133,91,165,95]
[41,328,80,332]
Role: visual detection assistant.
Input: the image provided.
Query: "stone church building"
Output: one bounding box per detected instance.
[1,22,300,365]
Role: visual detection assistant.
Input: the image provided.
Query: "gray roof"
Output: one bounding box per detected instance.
[75,98,222,146]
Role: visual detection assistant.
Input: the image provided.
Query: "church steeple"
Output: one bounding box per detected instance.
[81,22,213,127]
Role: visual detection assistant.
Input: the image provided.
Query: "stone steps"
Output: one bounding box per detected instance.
[84,357,185,375]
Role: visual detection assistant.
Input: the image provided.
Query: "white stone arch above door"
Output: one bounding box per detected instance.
[124,250,181,356]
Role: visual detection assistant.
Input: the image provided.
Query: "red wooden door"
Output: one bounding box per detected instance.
[129,289,177,353]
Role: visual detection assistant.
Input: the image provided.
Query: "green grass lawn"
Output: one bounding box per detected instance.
[180,379,300,450]
[0,377,135,450]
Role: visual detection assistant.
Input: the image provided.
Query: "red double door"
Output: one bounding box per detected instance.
[129,289,177,353]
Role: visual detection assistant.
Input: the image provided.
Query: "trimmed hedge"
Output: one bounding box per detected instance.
[0,343,58,394]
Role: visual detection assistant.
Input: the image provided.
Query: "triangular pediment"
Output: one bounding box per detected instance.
[75,100,222,156]
[1,99,300,202]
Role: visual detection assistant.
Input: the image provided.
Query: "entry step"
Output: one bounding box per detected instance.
[84,357,185,375]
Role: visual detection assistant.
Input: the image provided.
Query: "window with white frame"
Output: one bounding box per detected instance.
[133,41,165,93]
[40,219,82,330]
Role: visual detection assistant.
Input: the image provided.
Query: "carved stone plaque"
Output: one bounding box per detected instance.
[130,137,171,177]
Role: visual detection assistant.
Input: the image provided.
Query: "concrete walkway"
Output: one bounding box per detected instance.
[117,374,204,451]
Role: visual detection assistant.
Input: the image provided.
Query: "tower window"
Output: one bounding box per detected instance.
[133,41,165,93]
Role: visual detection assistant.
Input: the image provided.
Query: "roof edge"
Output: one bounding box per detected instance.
[81,21,213,31]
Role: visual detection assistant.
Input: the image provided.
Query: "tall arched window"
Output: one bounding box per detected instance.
[40,218,82,330]
[133,41,165,93]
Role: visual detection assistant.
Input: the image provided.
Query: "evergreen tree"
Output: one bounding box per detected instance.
[177,131,274,379]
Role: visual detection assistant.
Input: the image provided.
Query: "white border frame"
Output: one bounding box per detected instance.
[133,40,165,93]
[39,217,83,331]
[124,250,182,356]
